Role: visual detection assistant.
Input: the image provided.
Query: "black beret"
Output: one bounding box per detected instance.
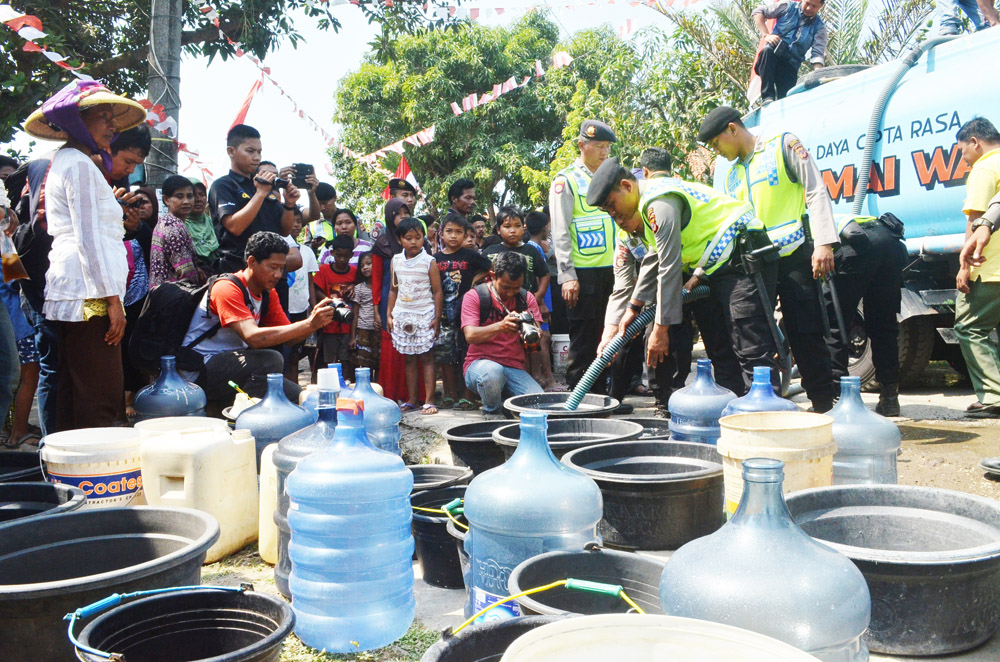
[315,182,337,201]
[586,157,623,207]
[697,106,743,143]
[578,119,617,143]
[388,177,417,194]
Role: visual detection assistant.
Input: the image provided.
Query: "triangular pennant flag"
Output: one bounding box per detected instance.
[451,101,463,116]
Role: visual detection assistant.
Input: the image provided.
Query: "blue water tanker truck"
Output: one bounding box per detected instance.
[715,29,1000,384]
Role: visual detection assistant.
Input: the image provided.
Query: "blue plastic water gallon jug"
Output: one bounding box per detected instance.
[659,458,871,662]
[721,366,798,416]
[287,397,415,652]
[236,373,313,472]
[329,362,349,390]
[667,359,736,444]
[463,411,602,620]
[830,376,900,485]
[133,355,207,421]
[272,368,338,599]
[349,367,402,455]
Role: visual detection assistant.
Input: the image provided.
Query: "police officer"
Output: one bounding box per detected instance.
[304,182,339,249]
[588,158,782,390]
[828,214,907,416]
[637,148,744,396]
[699,106,839,412]
[550,120,621,401]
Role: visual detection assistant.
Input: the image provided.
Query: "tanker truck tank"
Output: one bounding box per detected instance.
[710,29,1000,384]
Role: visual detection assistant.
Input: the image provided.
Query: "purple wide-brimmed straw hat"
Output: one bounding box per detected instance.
[23,80,146,169]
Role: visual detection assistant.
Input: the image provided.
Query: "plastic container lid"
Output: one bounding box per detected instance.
[134,417,230,438]
[40,428,142,459]
[499,614,821,661]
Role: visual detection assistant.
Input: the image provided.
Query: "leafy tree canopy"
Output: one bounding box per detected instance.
[0,0,456,143]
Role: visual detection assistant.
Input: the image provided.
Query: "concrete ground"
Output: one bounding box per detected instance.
[400,359,1000,661]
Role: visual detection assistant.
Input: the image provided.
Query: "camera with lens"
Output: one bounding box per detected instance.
[254,175,289,190]
[327,296,353,324]
[515,311,541,352]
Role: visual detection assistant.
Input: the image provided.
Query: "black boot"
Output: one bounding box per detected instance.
[876,383,900,417]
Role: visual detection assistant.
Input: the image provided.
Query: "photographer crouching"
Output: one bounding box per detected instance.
[461,251,544,419]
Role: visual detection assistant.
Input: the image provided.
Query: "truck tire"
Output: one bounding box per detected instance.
[898,316,935,384]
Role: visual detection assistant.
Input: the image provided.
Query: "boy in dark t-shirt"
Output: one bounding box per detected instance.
[434,216,491,409]
[482,206,549,302]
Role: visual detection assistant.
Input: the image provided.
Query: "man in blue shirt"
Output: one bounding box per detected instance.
[752,0,828,103]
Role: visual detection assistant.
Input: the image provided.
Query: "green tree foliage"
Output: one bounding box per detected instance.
[0,0,456,142]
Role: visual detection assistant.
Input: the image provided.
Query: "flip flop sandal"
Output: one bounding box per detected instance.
[400,403,419,413]
[14,433,40,448]
[1,435,21,449]
[454,398,475,410]
[439,398,455,409]
[421,404,439,415]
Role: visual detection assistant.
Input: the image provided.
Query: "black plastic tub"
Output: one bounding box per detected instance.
[444,422,509,475]
[0,506,219,662]
[786,485,1000,656]
[412,486,467,589]
[628,417,673,441]
[561,440,724,550]
[0,481,86,523]
[421,615,567,662]
[493,418,643,461]
[408,464,474,492]
[75,588,294,662]
[0,450,43,482]
[504,393,619,419]
[508,547,665,616]
[446,513,470,599]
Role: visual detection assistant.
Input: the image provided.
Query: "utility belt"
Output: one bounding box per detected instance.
[735,225,780,275]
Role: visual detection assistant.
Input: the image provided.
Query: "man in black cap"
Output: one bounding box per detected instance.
[549,119,624,405]
[369,177,421,241]
[587,157,782,392]
[699,105,838,412]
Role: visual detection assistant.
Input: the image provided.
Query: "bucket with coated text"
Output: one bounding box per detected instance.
[40,428,144,508]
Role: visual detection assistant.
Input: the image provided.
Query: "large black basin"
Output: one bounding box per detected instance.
[76,588,294,662]
[0,506,219,662]
[0,450,43,482]
[628,417,673,441]
[443,421,508,475]
[0,481,86,523]
[786,485,1000,656]
[493,418,643,461]
[421,615,567,662]
[504,393,618,419]
[508,546,665,616]
[561,440,724,550]
[408,464,474,492]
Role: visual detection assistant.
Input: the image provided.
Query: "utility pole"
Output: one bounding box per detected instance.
[146,0,182,187]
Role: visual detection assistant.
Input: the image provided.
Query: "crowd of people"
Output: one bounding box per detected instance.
[1,7,998,443]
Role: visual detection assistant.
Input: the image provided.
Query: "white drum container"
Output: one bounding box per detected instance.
[40,428,145,509]
[140,426,259,563]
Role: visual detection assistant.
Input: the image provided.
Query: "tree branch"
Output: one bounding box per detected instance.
[87,20,245,79]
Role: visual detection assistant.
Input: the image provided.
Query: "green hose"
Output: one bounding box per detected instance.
[564,285,710,411]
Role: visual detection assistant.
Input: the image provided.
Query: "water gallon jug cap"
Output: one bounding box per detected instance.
[752,366,771,381]
[317,368,339,391]
[337,397,364,414]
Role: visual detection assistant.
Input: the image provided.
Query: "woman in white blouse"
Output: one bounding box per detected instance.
[23,81,145,430]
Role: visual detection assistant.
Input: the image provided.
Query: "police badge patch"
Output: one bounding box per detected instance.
[789,138,809,161]
[648,208,658,233]
[615,243,628,267]
[553,178,565,194]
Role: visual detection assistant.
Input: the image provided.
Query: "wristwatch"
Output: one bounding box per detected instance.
[627,301,644,313]
[971,216,997,234]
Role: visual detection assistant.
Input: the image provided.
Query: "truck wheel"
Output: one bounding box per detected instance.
[845,306,876,386]
[898,316,935,384]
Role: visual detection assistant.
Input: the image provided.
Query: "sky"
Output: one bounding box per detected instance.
[3,2,677,187]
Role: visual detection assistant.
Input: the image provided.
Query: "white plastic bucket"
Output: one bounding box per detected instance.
[40,428,144,509]
[717,412,836,515]
[551,334,570,376]
[500,614,820,661]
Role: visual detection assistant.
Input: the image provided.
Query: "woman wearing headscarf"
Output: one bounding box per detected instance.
[23,80,146,430]
[371,198,430,403]
[184,177,219,270]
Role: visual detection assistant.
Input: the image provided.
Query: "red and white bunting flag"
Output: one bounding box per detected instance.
[451,102,463,116]
[230,78,263,129]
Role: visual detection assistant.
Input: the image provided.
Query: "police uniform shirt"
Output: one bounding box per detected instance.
[737,134,838,247]
[209,169,287,258]
[549,157,593,284]
[605,194,685,329]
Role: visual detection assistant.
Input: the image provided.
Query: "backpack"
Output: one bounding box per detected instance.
[128,274,269,374]
[474,283,529,325]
